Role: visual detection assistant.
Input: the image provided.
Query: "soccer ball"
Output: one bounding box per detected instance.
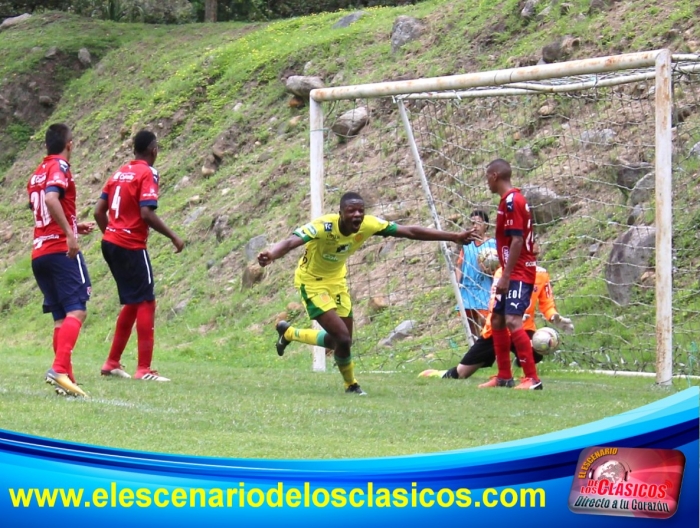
[477,247,500,275]
[531,327,560,354]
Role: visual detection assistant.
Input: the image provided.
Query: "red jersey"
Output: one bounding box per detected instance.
[27,155,77,259]
[101,160,159,250]
[495,188,536,283]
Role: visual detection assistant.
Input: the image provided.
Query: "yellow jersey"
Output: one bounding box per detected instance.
[293,214,397,285]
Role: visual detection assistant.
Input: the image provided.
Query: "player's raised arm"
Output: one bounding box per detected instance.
[258,235,305,267]
[391,224,474,244]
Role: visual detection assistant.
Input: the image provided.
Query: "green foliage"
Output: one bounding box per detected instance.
[0,0,193,23]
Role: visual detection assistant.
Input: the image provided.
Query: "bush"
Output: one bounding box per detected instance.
[0,0,194,24]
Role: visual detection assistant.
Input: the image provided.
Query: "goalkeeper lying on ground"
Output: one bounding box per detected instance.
[419,258,574,383]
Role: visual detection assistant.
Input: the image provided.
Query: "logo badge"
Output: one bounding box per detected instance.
[568,446,685,519]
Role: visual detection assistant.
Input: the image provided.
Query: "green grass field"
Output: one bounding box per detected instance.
[0,334,689,460]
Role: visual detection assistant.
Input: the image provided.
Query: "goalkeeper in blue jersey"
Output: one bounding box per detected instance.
[258,192,475,395]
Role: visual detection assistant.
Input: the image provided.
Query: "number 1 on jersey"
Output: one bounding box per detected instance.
[111,185,122,219]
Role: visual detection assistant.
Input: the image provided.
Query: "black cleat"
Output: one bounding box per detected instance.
[345,383,367,396]
[275,320,291,356]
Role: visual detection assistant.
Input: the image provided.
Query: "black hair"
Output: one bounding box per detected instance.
[486,158,512,180]
[45,123,71,155]
[134,130,157,155]
[340,192,364,209]
[470,210,489,224]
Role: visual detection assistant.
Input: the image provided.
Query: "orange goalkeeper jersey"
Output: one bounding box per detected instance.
[481,266,558,339]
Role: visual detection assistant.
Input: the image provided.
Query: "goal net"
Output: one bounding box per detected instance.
[308,51,700,383]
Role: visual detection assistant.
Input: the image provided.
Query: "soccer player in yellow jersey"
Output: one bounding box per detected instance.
[258,192,475,395]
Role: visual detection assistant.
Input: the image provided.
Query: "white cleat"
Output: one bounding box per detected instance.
[101,365,131,378]
[134,370,170,382]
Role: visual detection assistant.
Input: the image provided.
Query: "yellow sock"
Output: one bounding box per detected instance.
[336,359,357,388]
[284,326,327,347]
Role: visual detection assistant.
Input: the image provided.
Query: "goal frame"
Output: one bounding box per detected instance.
[307,50,674,385]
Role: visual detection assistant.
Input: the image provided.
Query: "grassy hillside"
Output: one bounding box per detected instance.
[0,1,699,455]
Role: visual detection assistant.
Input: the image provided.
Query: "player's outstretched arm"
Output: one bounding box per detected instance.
[392,225,474,244]
[140,206,184,253]
[93,198,109,234]
[258,235,305,267]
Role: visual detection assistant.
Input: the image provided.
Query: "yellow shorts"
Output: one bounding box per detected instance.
[298,281,352,319]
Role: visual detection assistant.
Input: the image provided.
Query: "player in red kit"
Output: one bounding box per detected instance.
[94,130,184,381]
[481,158,542,390]
[28,123,94,398]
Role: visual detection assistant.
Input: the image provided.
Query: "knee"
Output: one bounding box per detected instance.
[457,364,479,379]
[331,331,352,350]
[67,310,87,324]
[505,317,522,332]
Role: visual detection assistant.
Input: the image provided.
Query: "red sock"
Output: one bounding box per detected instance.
[53,325,75,382]
[492,327,513,380]
[512,328,538,380]
[52,327,60,355]
[107,304,138,364]
[52,316,82,375]
[136,300,156,371]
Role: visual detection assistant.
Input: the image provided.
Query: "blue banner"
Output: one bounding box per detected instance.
[1,387,697,527]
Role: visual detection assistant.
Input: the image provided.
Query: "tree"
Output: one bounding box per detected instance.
[204,0,216,21]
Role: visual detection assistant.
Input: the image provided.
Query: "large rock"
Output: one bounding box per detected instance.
[391,16,425,53]
[241,263,264,289]
[379,320,417,347]
[689,141,700,158]
[521,185,569,226]
[626,204,643,226]
[212,215,229,242]
[629,172,654,206]
[588,0,609,14]
[616,162,652,191]
[514,147,537,170]
[520,0,540,19]
[244,235,268,262]
[78,48,91,66]
[183,206,206,226]
[331,106,369,139]
[541,35,580,63]
[332,11,365,29]
[605,226,656,306]
[578,128,616,148]
[0,13,31,30]
[369,296,389,313]
[285,76,324,98]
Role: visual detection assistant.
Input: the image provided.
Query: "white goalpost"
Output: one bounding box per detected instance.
[307,50,700,385]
